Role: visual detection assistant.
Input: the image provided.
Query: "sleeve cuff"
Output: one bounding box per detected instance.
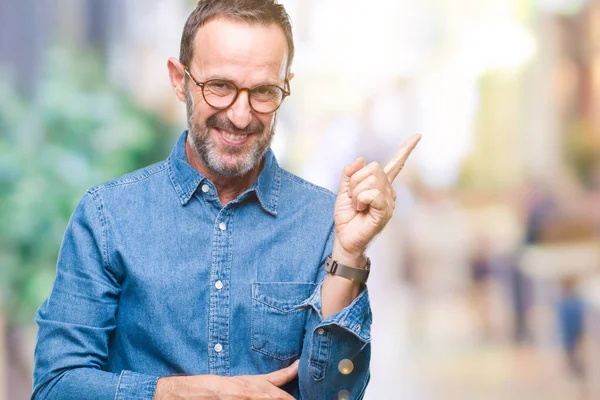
[300,279,372,343]
[115,370,159,400]
[298,279,373,386]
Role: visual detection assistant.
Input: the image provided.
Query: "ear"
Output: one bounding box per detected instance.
[167,57,187,103]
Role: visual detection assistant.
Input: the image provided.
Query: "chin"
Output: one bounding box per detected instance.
[189,124,271,178]
[205,153,258,178]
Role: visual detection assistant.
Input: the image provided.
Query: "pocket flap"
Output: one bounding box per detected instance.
[252,282,315,312]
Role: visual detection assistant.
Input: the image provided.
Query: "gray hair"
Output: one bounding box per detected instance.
[179,0,294,73]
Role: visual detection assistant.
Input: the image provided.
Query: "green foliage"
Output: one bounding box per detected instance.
[0,47,177,324]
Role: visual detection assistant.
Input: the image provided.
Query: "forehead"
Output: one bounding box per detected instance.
[192,17,288,83]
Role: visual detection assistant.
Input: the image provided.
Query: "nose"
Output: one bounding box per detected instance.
[226,90,253,130]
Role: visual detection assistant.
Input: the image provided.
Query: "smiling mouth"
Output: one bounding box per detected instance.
[222,131,247,141]
[216,128,251,146]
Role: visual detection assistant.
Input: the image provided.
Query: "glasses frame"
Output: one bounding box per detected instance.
[183,65,291,114]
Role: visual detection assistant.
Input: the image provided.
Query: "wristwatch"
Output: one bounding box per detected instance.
[324,256,370,284]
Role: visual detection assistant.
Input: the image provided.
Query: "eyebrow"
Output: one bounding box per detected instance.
[205,75,283,88]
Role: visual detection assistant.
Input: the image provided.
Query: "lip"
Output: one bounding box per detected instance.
[215,128,250,146]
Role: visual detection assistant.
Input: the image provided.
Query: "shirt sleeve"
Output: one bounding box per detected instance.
[32,191,159,400]
[297,229,372,400]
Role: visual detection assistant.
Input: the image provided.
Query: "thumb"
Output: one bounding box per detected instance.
[339,157,365,192]
[263,360,299,387]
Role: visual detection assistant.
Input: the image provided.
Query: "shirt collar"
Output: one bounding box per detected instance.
[167,131,281,215]
[253,145,281,216]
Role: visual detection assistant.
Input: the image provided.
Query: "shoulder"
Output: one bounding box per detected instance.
[87,160,169,196]
[83,159,175,213]
[279,168,336,200]
[277,168,336,220]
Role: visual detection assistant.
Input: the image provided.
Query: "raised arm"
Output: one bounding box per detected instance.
[298,134,421,399]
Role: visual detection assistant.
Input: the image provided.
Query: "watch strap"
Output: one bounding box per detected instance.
[324,256,370,283]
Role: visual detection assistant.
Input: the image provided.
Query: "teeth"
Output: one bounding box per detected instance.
[222,131,247,141]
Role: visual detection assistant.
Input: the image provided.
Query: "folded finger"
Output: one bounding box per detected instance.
[349,161,386,195]
[339,157,365,194]
[350,175,378,208]
[356,189,386,212]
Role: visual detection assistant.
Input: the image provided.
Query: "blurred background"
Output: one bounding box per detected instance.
[1,0,600,399]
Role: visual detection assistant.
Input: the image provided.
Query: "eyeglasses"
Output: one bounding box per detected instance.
[184,66,290,114]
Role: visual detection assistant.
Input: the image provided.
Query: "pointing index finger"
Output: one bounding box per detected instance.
[384,134,421,183]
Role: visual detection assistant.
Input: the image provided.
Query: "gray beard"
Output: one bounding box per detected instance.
[185,87,275,178]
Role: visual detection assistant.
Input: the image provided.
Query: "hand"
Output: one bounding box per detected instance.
[154,360,298,400]
[333,134,421,264]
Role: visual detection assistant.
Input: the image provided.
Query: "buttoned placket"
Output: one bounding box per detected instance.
[206,190,233,376]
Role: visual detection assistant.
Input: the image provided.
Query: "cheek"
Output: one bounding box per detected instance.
[259,114,275,131]
[191,103,216,127]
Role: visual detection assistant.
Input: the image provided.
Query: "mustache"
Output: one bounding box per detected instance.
[206,114,265,134]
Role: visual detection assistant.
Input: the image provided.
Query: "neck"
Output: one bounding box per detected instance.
[185,140,263,206]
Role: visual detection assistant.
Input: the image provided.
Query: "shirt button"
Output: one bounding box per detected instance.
[215,280,224,290]
[317,328,325,335]
[219,222,226,231]
[201,184,209,193]
[214,343,223,353]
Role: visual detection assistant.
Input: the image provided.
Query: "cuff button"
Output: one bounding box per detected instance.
[338,359,354,375]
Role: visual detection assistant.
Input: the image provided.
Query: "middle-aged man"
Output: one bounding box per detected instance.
[32,1,420,399]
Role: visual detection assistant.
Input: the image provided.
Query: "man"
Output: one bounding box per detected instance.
[32,1,420,399]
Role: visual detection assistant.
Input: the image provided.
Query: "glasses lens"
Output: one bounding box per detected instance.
[250,85,284,113]
[203,80,238,108]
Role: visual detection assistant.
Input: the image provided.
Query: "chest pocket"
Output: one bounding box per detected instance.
[251,282,315,360]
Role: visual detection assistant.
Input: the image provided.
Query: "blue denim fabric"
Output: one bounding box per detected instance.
[32,131,371,400]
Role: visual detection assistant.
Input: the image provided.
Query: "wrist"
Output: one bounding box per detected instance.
[154,377,173,399]
[154,375,215,399]
[332,240,367,269]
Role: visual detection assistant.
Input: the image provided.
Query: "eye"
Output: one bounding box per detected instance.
[252,85,281,100]
[255,86,274,95]
[212,82,228,89]
[205,80,236,96]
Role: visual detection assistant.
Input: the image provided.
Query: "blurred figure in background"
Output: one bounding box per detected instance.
[513,182,556,344]
[469,236,493,340]
[557,276,585,377]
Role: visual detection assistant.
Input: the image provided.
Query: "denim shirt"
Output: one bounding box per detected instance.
[32,131,371,400]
